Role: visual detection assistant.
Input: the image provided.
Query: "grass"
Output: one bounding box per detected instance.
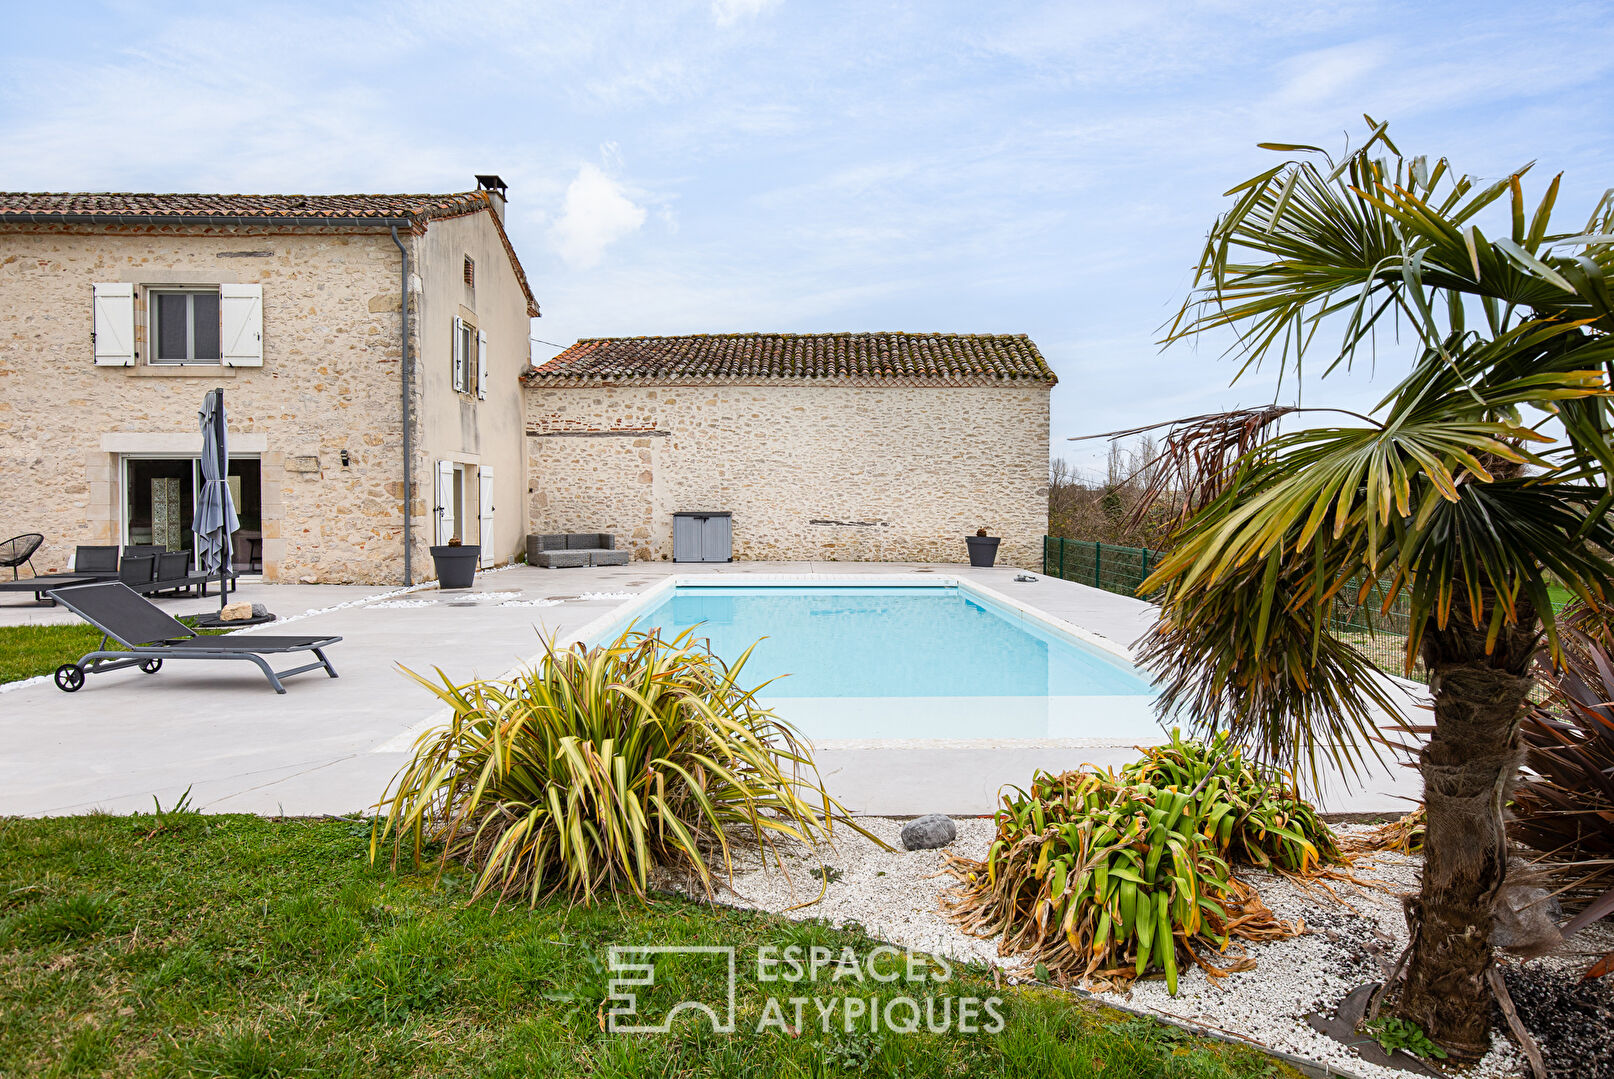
[0,617,228,685]
[0,813,1302,1078]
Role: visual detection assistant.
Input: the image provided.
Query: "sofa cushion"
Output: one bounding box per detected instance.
[536,549,590,569]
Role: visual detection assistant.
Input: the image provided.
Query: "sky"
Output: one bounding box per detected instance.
[4,0,1612,477]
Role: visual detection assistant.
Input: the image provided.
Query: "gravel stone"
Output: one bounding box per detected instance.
[691,820,1614,1079]
[900,814,957,850]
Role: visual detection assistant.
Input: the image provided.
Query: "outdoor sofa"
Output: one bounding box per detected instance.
[527,533,631,568]
[47,581,340,694]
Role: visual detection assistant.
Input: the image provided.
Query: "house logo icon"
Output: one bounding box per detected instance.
[606,946,737,1034]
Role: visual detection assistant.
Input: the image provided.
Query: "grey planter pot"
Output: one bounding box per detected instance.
[965,536,1001,567]
[430,545,480,589]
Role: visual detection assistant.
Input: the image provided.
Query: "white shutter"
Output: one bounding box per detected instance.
[476,329,488,400]
[92,283,135,366]
[478,467,495,567]
[451,317,466,392]
[435,460,455,546]
[219,284,263,366]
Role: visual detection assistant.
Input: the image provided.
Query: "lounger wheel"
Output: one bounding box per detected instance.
[140,658,163,674]
[54,664,85,692]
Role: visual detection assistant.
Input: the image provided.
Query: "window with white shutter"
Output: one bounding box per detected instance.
[92,283,136,366]
[476,330,488,400]
[478,466,495,566]
[451,317,467,393]
[435,460,456,545]
[219,284,263,366]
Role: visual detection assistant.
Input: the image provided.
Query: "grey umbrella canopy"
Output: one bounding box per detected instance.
[194,388,239,612]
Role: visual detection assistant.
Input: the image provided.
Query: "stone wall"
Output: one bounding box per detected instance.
[526,382,1050,568]
[0,227,390,583]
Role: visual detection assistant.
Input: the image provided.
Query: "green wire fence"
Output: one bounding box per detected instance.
[1042,536,1429,683]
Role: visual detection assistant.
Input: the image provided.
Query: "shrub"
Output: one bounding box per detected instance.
[375,627,868,904]
[945,732,1342,993]
[1510,602,1614,977]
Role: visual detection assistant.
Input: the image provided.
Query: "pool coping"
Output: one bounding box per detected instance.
[558,572,1168,752]
[567,572,1145,665]
[373,572,1173,755]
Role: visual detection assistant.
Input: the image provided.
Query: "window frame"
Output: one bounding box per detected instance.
[454,318,479,396]
[147,287,223,365]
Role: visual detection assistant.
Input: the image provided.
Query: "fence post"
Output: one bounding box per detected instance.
[1093,541,1102,589]
[1060,537,1068,581]
[1140,547,1150,585]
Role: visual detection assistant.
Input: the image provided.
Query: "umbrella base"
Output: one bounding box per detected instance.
[194,612,278,629]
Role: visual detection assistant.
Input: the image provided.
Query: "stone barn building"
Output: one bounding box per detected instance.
[0,178,539,585]
[523,332,1054,567]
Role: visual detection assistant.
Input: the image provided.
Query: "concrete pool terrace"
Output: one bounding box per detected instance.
[0,562,1425,817]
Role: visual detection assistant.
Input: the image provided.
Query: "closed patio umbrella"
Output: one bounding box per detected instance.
[195,387,238,616]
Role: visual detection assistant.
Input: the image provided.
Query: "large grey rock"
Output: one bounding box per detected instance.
[900,814,957,851]
[1491,883,1562,956]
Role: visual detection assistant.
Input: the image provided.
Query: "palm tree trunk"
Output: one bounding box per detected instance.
[1399,598,1537,1059]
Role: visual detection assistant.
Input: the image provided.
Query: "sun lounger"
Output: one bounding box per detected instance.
[0,573,99,603]
[46,581,341,694]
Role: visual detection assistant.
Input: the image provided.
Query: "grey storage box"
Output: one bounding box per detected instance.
[672,512,732,563]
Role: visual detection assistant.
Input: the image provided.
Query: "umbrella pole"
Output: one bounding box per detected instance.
[216,387,228,617]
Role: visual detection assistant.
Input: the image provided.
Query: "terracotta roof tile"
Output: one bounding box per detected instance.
[525,333,1057,386]
[0,190,489,221]
[0,189,540,317]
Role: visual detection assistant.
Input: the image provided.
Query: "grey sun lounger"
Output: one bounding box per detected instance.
[46,581,341,694]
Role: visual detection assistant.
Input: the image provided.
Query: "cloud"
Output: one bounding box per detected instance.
[548,163,648,268]
[712,0,780,28]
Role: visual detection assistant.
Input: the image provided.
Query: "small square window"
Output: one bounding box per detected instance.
[149,289,221,364]
[463,256,475,288]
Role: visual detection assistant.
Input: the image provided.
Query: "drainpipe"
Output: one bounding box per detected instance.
[390,225,414,586]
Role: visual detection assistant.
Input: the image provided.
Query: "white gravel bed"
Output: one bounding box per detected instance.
[705,817,1565,1079]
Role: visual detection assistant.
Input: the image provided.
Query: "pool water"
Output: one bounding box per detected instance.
[612,584,1162,742]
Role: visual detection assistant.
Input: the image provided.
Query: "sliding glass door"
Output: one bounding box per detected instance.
[120,456,263,572]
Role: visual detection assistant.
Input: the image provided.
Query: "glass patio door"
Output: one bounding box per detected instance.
[123,458,198,559]
[121,457,263,571]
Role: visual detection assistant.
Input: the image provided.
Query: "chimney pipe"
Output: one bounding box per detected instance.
[475,174,507,222]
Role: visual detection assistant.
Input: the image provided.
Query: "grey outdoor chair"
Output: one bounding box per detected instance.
[72,545,120,581]
[47,581,342,694]
[0,534,43,579]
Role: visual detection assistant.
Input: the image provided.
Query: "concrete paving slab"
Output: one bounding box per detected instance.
[0,562,1424,817]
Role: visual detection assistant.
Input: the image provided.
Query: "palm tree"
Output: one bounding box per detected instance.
[1133,119,1614,1057]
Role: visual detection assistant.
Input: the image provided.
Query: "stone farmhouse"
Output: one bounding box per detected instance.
[523,332,1055,568]
[0,178,539,585]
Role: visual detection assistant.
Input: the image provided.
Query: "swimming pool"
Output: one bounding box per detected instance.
[589,579,1163,744]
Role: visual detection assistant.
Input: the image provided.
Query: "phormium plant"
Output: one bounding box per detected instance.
[374,626,874,904]
[945,732,1342,993]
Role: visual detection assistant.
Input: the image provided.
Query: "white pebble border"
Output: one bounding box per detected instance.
[704,817,1614,1079]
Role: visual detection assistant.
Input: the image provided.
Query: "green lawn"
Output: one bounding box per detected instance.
[0,618,228,685]
[0,814,1299,1078]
